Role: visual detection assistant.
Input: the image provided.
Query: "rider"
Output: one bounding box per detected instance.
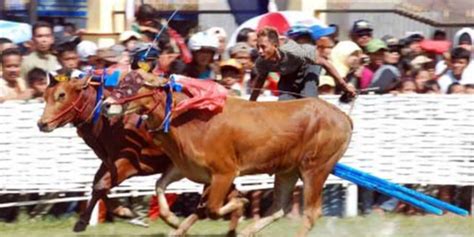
[249,27,356,101]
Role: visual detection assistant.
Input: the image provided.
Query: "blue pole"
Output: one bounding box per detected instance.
[333,163,469,216]
[333,167,444,215]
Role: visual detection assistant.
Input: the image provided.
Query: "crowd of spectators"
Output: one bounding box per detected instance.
[1,3,473,225]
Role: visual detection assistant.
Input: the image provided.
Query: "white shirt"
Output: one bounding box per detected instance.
[438,69,474,93]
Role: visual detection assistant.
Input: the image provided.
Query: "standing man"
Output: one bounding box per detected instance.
[21,21,60,78]
[250,27,355,101]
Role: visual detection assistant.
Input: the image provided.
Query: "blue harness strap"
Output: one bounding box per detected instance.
[163,75,182,133]
[91,69,106,124]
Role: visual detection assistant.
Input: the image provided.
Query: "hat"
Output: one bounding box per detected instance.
[351,20,373,34]
[411,55,433,66]
[319,75,336,88]
[420,40,451,54]
[119,31,142,43]
[55,35,81,48]
[77,40,98,62]
[405,32,425,44]
[206,27,227,39]
[220,59,243,72]
[97,47,120,63]
[309,24,336,40]
[381,35,401,48]
[132,42,160,60]
[366,39,388,53]
[230,42,252,56]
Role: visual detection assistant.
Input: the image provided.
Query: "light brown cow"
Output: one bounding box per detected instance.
[104,74,353,237]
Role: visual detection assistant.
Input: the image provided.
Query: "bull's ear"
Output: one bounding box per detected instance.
[70,77,88,90]
[46,72,58,87]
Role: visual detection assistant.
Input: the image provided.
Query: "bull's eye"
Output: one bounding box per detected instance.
[58,92,66,101]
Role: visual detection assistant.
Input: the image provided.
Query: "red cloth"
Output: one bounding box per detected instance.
[173,76,228,113]
[420,40,451,54]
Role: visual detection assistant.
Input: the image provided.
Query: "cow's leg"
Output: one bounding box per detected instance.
[73,163,108,232]
[155,165,183,228]
[240,170,299,236]
[73,159,138,232]
[296,149,347,237]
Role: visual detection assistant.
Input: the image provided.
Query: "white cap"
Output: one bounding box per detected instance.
[206,27,227,39]
[77,40,98,62]
[188,31,219,52]
[119,31,142,43]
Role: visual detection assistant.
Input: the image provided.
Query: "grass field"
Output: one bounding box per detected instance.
[1,214,473,237]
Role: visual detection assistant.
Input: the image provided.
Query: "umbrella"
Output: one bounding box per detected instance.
[0,20,32,43]
[227,11,333,48]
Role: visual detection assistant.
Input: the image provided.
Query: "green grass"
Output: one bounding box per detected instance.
[0,214,473,237]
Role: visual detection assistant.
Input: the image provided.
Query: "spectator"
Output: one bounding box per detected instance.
[369,36,402,94]
[21,21,60,79]
[0,38,17,78]
[26,68,48,99]
[447,82,465,94]
[62,22,77,37]
[0,48,31,101]
[436,27,474,77]
[398,79,417,94]
[421,80,441,94]
[286,25,313,45]
[77,40,98,71]
[207,27,227,60]
[0,38,16,54]
[119,31,142,52]
[219,59,244,96]
[318,75,336,95]
[229,42,255,93]
[403,32,424,59]
[432,29,447,41]
[236,27,257,49]
[56,42,80,71]
[328,24,339,44]
[438,47,473,93]
[411,68,431,93]
[185,31,219,79]
[350,20,373,51]
[361,39,388,90]
[316,37,335,60]
[330,41,363,88]
[465,84,474,94]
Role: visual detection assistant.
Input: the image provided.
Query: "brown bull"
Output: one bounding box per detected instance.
[37,74,186,232]
[104,74,353,237]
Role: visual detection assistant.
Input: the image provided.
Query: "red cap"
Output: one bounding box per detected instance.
[420,40,451,54]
